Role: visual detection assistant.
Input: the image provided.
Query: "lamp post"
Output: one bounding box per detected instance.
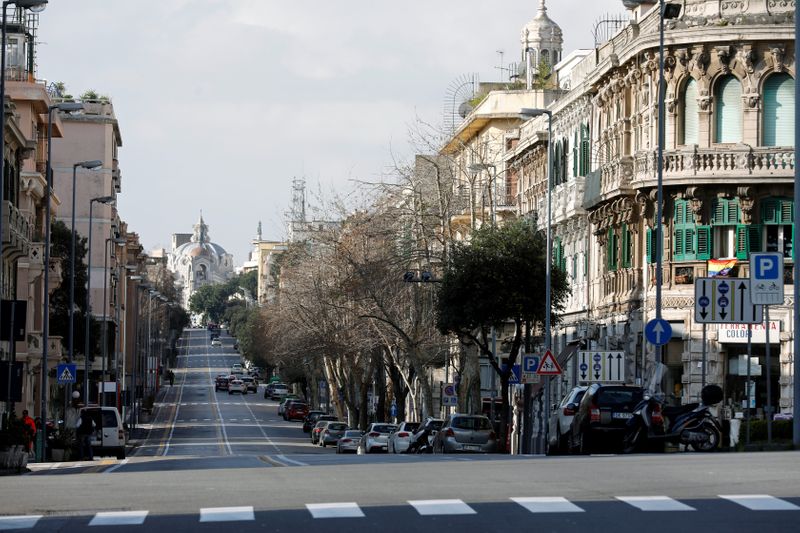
[794,8,799,448]
[122,272,141,422]
[83,196,114,401]
[68,160,102,370]
[36,100,82,461]
[627,0,682,365]
[100,236,126,405]
[520,107,552,454]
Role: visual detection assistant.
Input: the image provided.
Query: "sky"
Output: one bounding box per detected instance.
[37,0,623,266]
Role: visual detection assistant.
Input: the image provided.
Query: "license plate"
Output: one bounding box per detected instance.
[612,412,633,419]
[464,444,481,451]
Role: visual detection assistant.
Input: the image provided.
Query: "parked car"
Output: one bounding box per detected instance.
[547,386,588,455]
[228,379,247,395]
[278,395,301,416]
[319,422,349,447]
[210,338,222,347]
[302,411,326,433]
[336,430,363,454]
[240,376,258,393]
[357,423,397,454]
[311,420,335,445]
[79,406,127,459]
[214,374,230,392]
[308,415,337,439]
[407,417,443,453]
[230,363,244,375]
[270,383,290,400]
[432,414,497,454]
[569,384,645,454]
[388,421,420,453]
[284,401,309,422]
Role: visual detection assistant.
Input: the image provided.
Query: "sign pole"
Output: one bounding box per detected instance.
[745,323,752,446]
[701,323,707,389]
[765,306,772,444]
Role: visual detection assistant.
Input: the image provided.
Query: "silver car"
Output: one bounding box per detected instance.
[318,422,349,447]
[357,423,397,454]
[337,430,363,454]
[433,414,496,453]
[388,421,420,453]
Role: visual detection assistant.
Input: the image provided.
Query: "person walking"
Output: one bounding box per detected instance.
[76,410,96,460]
[21,410,36,454]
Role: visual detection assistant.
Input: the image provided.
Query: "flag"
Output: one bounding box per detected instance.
[707,258,737,277]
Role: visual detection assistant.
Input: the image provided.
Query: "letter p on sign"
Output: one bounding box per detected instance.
[756,255,777,279]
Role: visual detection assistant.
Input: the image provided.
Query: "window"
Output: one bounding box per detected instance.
[573,131,579,177]
[606,227,618,271]
[763,73,795,146]
[580,123,591,175]
[711,198,739,258]
[761,197,794,259]
[621,223,632,268]
[553,237,566,272]
[715,75,742,143]
[682,78,698,145]
[673,199,696,261]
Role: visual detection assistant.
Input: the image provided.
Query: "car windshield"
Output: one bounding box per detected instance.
[596,388,644,407]
[343,430,362,438]
[372,425,396,434]
[402,423,420,432]
[426,420,444,430]
[328,423,347,431]
[451,417,492,431]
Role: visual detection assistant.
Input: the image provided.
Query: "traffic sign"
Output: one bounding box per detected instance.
[645,319,672,346]
[57,363,76,384]
[577,351,625,382]
[442,383,457,406]
[694,277,763,324]
[507,364,521,383]
[521,354,540,383]
[750,252,784,304]
[536,350,562,375]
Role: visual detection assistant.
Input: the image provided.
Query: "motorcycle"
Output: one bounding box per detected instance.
[622,363,723,453]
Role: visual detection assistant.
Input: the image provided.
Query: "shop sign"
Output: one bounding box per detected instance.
[717,321,779,344]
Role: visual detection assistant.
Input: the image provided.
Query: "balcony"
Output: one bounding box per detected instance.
[2,201,32,260]
[633,146,795,186]
[583,158,633,209]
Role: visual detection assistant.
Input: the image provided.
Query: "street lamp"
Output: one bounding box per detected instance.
[625,1,682,366]
[794,10,799,448]
[83,196,115,401]
[520,107,552,454]
[67,159,101,369]
[100,236,126,405]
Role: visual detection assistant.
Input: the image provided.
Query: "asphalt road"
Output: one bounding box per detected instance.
[2,328,798,532]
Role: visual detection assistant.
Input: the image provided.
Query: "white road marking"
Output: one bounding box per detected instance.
[720,495,800,511]
[0,515,41,530]
[104,458,129,474]
[512,496,585,513]
[616,496,695,511]
[306,502,364,519]
[275,454,307,466]
[162,341,190,457]
[199,506,254,522]
[409,499,476,515]
[207,351,233,456]
[89,511,148,526]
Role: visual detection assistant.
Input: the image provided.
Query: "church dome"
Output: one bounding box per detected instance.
[522,0,563,44]
[172,214,228,263]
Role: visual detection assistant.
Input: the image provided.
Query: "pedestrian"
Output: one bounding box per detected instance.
[21,410,36,453]
[168,370,175,386]
[76,409,96,460]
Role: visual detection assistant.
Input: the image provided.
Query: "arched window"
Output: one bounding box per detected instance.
[682,78,698,145]
[541,49,550,65]
[714,75,742,143]
[763,73,795,146]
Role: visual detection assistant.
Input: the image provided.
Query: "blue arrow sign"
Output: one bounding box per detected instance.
[645,318,672,347]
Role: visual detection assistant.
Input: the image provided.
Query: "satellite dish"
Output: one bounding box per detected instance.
[458,101,473,119]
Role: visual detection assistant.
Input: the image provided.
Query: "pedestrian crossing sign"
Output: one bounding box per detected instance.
[57,363,77,384]
[535,350,562,375]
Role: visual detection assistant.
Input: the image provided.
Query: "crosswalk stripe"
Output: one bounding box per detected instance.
[512,497,584,513]
[306,502,364,518]
[0,515,41,530]
[89,511,149,526]
[720,495,800,511]
[409,499,476,515]
[199,506,255,522]
[616,496,695,511]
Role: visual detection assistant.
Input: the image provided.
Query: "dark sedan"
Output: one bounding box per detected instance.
[569,384,644,454]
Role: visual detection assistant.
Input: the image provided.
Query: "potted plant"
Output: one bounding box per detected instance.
[0,416,30,471]
[49,428,76,461]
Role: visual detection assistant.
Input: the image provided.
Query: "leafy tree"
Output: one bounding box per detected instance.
[49,220,99,357]
[436,219,569,450]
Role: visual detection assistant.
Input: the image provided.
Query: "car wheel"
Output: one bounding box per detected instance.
[321,441,326,448]
[579,431,592,455]
[116,448,126,460]
[228,391,232,395]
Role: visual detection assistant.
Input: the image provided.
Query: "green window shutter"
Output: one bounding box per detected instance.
[674,199,687,224]
[646,227,653,264]
[763,73,795,146]
[685,227,696,258]
[580,124,590,175]
[607,228,618,271]
[621,224,630,268]
[712,199,724,224]
[554,237,561,270]
[696,225,712,260]
[780,199,794,224]
[715,75,742,143]
[673,228,685,261]
[683,78,698,145]
[727,201,740,224]
[761,198,780,224]
[573,132,578,177]
[748,224,763,254]
[735,224,750,260]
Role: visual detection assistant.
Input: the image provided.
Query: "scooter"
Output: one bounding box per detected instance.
[622,364,724,453]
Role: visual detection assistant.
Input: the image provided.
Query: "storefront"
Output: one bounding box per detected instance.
[718,321,781,419]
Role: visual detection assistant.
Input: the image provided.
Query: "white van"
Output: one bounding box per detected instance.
[80,406,127,459]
